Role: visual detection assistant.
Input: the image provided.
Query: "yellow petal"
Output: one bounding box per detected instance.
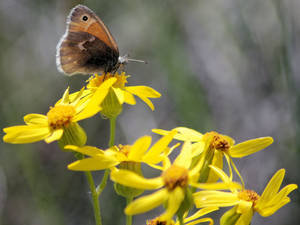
[230,157,245,188]
[256,184,297,216]
[60,87,70,104]
[24,114,48,125]
[45,129,64,143]
[224,154,234,181]
[257,197,290,217]
[184,218,214,225]
[209,165,231,183]
[73,105,101,122]
[268,184,298,206]
[206,151,223,183]
[236,200,253,214]
[112,87,125,104]
[126,86,161,98]
[75,78,117,121]
[191,181,242,190]
[125,188,168,215]
[174,141,192,169]
[68,157,119,171]
[143,130,177,164]
[160,187,185,221]
[124,91,136,105]
[193,191,239,208]
[3,125,50,144]
[175,127,203,141]
[184,207,219,223]
[257,169,285,207]
[230,137,273,158]
[126,86,161,110]
[128,136,152,161]
[236,208,253,225]
[191,142,205,157]
[110,169,163,189]
[64,145,104,156]
[153,127,203,142]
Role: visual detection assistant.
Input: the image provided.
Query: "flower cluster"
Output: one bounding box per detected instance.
[2,72,297,225]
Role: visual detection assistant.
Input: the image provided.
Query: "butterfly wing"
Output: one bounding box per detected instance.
[56,5,119,75]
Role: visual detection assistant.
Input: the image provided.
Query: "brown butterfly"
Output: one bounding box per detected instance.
[56,4,145,76]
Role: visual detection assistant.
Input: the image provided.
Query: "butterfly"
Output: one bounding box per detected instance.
[56,4,145,76]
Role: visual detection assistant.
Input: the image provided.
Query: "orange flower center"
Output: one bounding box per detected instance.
[47,105,76,129]
[206,131,230,152]
[238,189,260,207]
[118,144,131,157]
[162,165,189,191]
[87,72,128,89]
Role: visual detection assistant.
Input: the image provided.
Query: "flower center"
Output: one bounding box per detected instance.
[206,131,230,152]
[147,218,174,225]
[118,144,131,157]
[47,105,76,129]
[238,189,260,207]
[87,72,128,89]
[162,165,189,191]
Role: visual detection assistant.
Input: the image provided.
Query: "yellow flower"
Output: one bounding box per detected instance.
[3,79,115,145]
[84,72,161,118]
[67,130,178,171]
[147,207,219,225]
[193,167,298,225]
[153,127,273,185]
[110,141,240,222]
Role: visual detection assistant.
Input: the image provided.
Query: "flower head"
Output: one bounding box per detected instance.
[67,130,178,171]
[110,141,240,223]
[3,80,115,145]
[193,167,298,225]
[84,72,161,118]
[153,127,273,185]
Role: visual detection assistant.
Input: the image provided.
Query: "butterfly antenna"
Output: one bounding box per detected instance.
[127,58,148,64]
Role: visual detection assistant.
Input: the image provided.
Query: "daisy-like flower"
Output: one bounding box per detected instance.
[110,141,241,223]
[193,166,298,225]
[147,207,219,225]
[153,127,273,184]
[67,130,178,171]
[3,78,116,146]
[84,72,161,118]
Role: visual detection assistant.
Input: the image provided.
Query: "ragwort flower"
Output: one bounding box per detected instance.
[153,127,273,184]
[193,167,297,225]
[84,72,161,118]
[3,79,116,145]
[111,141,240,223]
[67,130,178,171]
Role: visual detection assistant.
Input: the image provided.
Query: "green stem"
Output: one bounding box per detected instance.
[126,197,133,225]
[96,169,110,196]
[85,171,102,225]
[109,117,117,147]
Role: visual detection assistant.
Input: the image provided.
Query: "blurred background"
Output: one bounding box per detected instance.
[0,0,299,224]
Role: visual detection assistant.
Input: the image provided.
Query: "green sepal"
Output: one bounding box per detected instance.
[114,162,144,198]
[58,122,87,150]
[220,206,241,225]
[100,88,123,119]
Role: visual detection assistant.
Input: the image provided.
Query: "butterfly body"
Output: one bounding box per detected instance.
[56,5,121,75]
